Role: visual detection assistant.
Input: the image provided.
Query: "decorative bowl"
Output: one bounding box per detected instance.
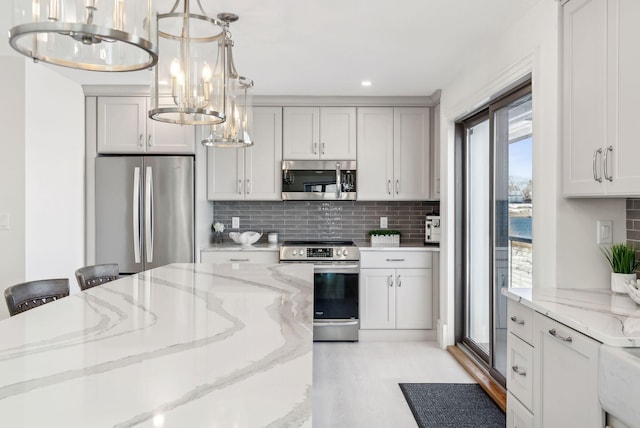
[228,231,262,246]
[624,280,640,304]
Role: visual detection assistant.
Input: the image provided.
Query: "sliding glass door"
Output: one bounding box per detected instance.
[458,83,533,385]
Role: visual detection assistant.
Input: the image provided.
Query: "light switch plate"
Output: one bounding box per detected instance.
[597,220,612,245]
[380,217,388,229]
[0,213,9,230]
[232,217,240,229]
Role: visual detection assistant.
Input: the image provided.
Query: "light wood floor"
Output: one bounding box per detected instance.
[313,341,476,428]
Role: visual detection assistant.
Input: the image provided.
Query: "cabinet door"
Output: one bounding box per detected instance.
[146,116,195,154]
[356,107,394,200]
[507,392,534,428]
[245,107,283,200]
[207,147,244,200]
[320,107,356,160]
[201,251,278,264]
[97,97,146,153]
[360,268,396,329]
[605,0,640,195]
[283,107,319,160]
[393,107,431,200]
[533,313,604,428]
[562,0,607,196]
[431,104,441,200]
[395,268,432,329]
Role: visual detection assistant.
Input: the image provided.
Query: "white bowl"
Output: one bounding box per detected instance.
[624,280,640,305]
[228,231,262,246]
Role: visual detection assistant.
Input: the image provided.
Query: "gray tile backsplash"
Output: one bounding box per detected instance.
[627,199,640,269]
[211,200,439,243]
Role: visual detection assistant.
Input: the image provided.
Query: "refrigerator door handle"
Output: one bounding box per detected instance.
[133,167,141,264]
[145,166,154,263]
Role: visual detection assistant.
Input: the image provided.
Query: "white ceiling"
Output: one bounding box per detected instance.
[5,0,541,96]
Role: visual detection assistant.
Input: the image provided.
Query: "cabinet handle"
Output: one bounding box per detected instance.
[313,142,318,154]
[395,179,400,194]
[246,179,251,194]
[604,145,613,182]
[386,258,405,262]
[388,275,393,287]
[230,258,249,262]
[147,134,152,147]
[397,275,402,287]
[549,328,572,343]
[510,315,525,325]
[511,365,527,376]
[238,179,243,194]
[387,179,392,195]
[139,134,144,147]
[593,148,603,183]
[322,142,326,155]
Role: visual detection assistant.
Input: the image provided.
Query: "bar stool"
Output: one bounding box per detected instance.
[75,264,119,291]
[4,279,69,316]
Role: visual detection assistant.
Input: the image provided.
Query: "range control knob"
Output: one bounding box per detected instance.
[292,249,298,256]
[343,249,349,257]
[336,249,342,256]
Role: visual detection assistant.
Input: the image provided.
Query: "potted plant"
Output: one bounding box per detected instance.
[211,221,225,244]
[369,229,401,247]
[602,243,639,293]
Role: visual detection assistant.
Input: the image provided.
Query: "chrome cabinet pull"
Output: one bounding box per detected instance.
[388,275,393,287]
[511,365,527,376]
[238,179,243,194]
[246,179,251,194]
[322,142,326,155]
[313,142,318,154]
[386,258,405,262]
[147,134,152,147]
[395,179,400,194]
[593,148,603,182]
[387,179,392,195]
[397,275,402,287]
[230,258,250,262]
[139,134,144,147]
[549,328,572,343]
[604,145,613,182]
[510,316,525,325]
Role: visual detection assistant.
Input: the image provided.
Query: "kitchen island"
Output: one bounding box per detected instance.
[0,263,314,427]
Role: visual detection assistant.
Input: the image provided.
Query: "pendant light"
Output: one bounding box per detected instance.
[201,13,254,148]
[149,0,227,125]
[9,0,157,72]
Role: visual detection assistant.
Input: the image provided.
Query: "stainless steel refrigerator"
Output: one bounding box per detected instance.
[95,156,194,274]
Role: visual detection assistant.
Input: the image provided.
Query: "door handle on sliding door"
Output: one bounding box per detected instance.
[145,166,154,263]
[133,167,141,264]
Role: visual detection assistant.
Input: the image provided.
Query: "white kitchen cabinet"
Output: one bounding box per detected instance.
[97,96,194,154]
[200,250,278,264]
[562,0,640,196]
[506,299,535,423]
[282,107,356,160]
[360,251,433,330]
[533,312,604,428]
[507,392,534,428]
[431,103,441,200]
[207,107,283,200]
[357,107,431,200]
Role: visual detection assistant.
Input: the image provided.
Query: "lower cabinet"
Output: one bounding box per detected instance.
[533,312,604,428]
[359,251,433,330]
[507,392,534,428]
[200,250,279,264]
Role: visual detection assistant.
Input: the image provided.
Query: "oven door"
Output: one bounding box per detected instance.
[313,262,359,341]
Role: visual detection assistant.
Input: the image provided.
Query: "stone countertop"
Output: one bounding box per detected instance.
[503,287,640,347]
[356,240,440,251]
[0,263,313,427]
[202,242,438,252]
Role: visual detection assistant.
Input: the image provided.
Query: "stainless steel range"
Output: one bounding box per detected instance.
[280,240,360,342]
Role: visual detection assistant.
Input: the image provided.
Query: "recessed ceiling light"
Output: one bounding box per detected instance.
[361,80,372,87]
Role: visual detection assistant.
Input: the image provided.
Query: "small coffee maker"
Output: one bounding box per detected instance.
[425,215,441,244]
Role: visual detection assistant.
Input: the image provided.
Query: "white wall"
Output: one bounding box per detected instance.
[438,0,626,347]
[0,57,26,319]
[24,61,85,293]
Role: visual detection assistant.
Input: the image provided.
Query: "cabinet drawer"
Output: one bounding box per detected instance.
[507,300,533,345]
[507,332,533,412]
[361,251,431,269]
[201,251,279,264]
[507,392,534,428]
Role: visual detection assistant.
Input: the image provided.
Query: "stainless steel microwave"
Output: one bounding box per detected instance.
[282,160,356,200]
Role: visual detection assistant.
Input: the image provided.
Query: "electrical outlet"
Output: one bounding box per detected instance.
[380,217,388,229]
[232,217,240,229]
[597,220,612,245]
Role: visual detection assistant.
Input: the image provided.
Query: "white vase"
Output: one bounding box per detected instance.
[611,272,636,294]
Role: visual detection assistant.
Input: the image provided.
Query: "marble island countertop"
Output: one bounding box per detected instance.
[0,263,313,427]
[503,287,640,347]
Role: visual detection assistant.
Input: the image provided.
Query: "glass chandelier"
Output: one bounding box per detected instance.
[9,0,157,71]
[149,0,227,125]
[201,13,254,148]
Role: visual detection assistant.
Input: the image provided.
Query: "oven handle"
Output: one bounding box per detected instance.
[314,321,359,327]
[313,264,360,274]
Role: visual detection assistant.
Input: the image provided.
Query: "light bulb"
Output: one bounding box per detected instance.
[170,58,181,77]
[201,63,212,82]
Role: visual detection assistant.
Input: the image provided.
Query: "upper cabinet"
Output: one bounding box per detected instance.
[208,107,283,200]
[357,107,431,200]
[97,97,195,154]
[431,104,441,200]
[282,107,356,160]
[563,0,640,196]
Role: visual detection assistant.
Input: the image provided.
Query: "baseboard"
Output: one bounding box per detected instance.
[447,345,507,412]
[359,330,436,342]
